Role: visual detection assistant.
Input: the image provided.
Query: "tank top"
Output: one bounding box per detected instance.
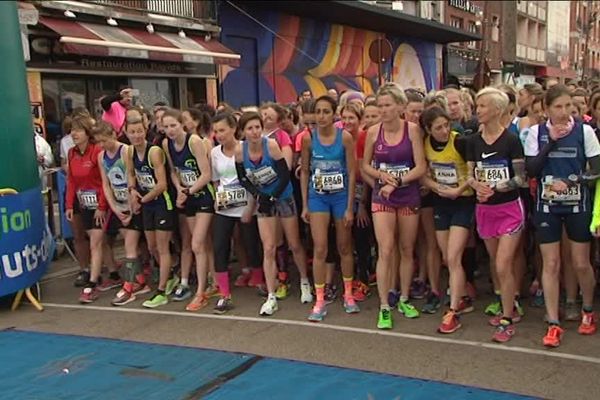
[424,131,474,198]
[102,144,129,212]
[132,143,173,210]
[536,122,588,213]
[242,137,292,199]
[372,122,420,207]
[309,128,347,196]
[211,143,249,217]
[167,133,213,200]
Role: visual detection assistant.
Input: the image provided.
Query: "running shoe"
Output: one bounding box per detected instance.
[111,289,136,306]
[204,283,220,298]
[98,276,123,292]
[308,304,327,322]
[343,296,360,314]
[172,285,192,302]
[248,272,265,288]
[275,283,289,300]
[422,293,442,314]
[300,282,313,304]
[79,286,99,303]
[578,311,597,335]
[259,297,278,316]
[186,294,209,311]
[352,281,371,302]
[213,296,233,315]
[234,268,251,287]
[324,284,338,304]
[377,308,393,330]
[410,279,427,299]
[492,320,515,343]
[438,310,461,334]
[142,292,168,308]
[388,291,400,308]
[130,282,151,296]
[398,300,420,319]
[456,296,475,314]
[74,270,90,287]
[531,289,545,308]
[542,325,564,348]
[564,302,580,321]
[165,275,180,296]
[489,311,522,327]
[484,300,502,316]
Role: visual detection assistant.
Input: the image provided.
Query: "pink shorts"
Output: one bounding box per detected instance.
[475,198,524,240]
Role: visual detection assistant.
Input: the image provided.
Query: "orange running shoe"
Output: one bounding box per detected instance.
[186,294,209,312]
[542,325,564,348]
[578,311,597,335]
[438,310,461,334]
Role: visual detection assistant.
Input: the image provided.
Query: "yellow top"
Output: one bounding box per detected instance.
[424,131,473,197]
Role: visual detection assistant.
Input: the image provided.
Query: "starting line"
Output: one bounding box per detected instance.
[43,302,600,366]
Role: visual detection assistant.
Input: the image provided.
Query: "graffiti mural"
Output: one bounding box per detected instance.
[219,2,441,107]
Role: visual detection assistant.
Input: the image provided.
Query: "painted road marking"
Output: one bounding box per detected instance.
[43,302,600,365]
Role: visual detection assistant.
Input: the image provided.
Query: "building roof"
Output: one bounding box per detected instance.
[236,0,481,44]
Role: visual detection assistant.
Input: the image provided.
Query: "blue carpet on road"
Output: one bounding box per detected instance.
[0,330,537,400]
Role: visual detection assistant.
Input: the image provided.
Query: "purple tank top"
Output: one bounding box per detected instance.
[372,121,420,208]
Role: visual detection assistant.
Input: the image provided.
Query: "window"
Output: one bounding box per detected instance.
[491,15,500,42]
[450,16,463,29]
[468,21,478,48]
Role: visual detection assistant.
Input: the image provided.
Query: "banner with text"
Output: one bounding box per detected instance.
[0,186,54,296]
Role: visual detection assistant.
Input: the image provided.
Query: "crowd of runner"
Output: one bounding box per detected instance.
[54,79,600,348]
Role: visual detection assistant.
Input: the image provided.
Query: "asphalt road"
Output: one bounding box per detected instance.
[2,256,600,400]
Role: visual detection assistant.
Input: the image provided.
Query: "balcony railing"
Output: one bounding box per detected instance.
[537,49,546,62]
[517,1,528,14]
[528,2,538,18]
[90,0,216,21]
[517,43,527,59]
[527,46,537,61]
[537,6,546,21]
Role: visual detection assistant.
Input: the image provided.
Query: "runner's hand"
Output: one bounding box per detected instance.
[437,185,460,199]
[176,190,187,208]
[378,171,398,187]
[550,180,568,193]
[66,209,73,221]
[378,184,395,200]
[356,203,370,228]
[94,209,106,227]
[301,209,310,224]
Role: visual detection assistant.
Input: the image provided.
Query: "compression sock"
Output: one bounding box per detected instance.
[215,272,231,297]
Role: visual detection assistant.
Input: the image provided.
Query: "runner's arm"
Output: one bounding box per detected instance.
[98,151,120,214]
[300,134,312,210]
[188,136,212,195]
[343,131,356,212]
[140,147,168,203]
[267,139,291,199]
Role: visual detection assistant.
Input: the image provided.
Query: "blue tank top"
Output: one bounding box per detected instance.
[102,145,128,211]
[133,143,172,210]
[242,137,292,199]
[309,128,347,196]
[536,122,588,213]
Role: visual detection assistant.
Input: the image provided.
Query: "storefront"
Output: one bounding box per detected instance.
[24,15,239,141]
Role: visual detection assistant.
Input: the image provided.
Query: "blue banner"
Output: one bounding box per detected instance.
[0,186,55,296]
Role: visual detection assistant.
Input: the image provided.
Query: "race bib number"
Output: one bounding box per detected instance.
[475,161,509,184]
[77,190,98,210]
[113,187,129,202]
[380,163,410,187]
[135,171,155,190]
[251,166,277,187]
[313,172,344,193]
[431,162,458,187]
[541,179,581,203]
[178,169,198,187]
[216,184,248,210]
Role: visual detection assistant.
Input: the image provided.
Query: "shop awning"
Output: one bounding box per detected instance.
[38,16,240,67]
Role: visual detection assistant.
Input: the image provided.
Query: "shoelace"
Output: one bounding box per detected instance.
[547,326,562,339]
[381,309,391,320]
[442,312,455,325]
[582,313,594,325]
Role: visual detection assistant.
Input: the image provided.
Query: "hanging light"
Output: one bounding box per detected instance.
[106,17,118,26]
[146,23,154,34]
[178,29,186,38]
[64,10,76,18]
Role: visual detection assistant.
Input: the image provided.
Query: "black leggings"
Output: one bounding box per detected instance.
[213,214,262,273]
[353,222,373,284]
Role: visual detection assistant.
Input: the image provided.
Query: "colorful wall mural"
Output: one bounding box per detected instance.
[219,2,442,107]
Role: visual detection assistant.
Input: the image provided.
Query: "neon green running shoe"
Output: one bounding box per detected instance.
[165,276,180,296]
[485,300,502,316]
[142,292,168,308]
[275,283,289,300]
[398,300,420,319]
[377,308,393,329]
